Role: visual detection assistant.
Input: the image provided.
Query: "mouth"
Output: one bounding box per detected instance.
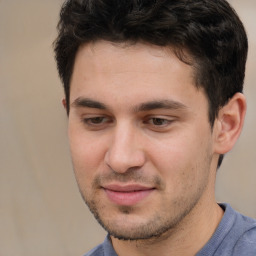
[102,184,155,206]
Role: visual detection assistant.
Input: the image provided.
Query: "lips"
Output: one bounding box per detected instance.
[103,184,155,206]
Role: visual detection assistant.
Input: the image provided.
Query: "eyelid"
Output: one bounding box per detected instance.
[143,115,176,127]
[81,114,113,127]
[84,116,107,123]
[144,115,176,121]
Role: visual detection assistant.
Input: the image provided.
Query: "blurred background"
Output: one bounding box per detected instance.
[0,0,255,255]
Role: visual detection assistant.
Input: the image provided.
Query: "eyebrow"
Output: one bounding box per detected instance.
[71,97,188,112]
[133,100,188,112]
[71,97,107,110]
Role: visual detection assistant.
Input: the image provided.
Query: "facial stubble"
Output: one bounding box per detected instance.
[77,163,212,242]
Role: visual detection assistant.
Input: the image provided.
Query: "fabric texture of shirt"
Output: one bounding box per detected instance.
[83,204,256,256]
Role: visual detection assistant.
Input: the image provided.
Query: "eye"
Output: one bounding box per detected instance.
[150,118,169,126]
[145,117,173,127]
[85,116,106,124]
[142,116,175,131]
[82,116,112,128]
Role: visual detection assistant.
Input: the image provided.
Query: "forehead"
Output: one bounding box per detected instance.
[70,40,205,110]
[73,41,192,75]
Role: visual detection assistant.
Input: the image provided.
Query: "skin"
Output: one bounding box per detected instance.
[66,41,246,256]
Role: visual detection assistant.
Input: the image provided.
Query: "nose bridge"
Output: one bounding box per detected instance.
[105,120,145,173]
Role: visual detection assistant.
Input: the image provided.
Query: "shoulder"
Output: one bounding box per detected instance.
[82,235,117,256]
[83,243,104,256]
[218,204,256,255]
[197,204,256,256]
[232,216,256,255]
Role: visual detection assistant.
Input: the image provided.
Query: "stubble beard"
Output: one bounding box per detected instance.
[84,196,202,242]
[78,172,209,242]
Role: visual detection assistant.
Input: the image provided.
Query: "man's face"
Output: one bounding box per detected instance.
[68,41,218,240]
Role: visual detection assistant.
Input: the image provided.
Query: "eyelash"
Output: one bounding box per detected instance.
[82,116,111,125]
[81,116,175,130]
[144,117,172,126]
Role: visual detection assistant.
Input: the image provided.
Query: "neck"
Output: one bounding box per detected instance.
[111,199,223,256]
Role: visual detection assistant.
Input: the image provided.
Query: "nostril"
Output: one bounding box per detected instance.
[104,147,146,174]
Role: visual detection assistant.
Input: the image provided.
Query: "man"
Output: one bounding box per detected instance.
[54,0,256,255]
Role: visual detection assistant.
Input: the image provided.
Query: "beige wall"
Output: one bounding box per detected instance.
[0,0,255,255]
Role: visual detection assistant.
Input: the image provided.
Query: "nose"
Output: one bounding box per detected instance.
[104,123,146,173]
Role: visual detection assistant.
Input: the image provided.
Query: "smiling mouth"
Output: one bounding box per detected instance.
[103,184,155,206]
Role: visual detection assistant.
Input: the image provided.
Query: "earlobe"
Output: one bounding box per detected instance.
[62,98,67,109]
[214,93,246,154]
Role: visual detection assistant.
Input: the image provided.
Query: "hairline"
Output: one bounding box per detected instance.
[66,40,207,117]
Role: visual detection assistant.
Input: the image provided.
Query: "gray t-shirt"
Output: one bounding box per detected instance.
[84,204,256,256]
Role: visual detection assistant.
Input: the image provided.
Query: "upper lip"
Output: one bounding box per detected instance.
[102,184,155,192]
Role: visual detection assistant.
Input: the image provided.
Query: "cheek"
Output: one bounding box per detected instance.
[149,136,194,170]
[68,128,107,181]
[148,132,211,185]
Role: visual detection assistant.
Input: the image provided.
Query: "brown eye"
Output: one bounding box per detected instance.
[88,117,105,124]
[82,116,110,126]
[143,116,174,131]
[151,118,168,126]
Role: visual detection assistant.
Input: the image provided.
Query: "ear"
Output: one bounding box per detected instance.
[62,98,67,109]
[213,93,246,154]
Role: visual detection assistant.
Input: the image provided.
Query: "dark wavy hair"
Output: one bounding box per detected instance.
[54,0,248,167]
